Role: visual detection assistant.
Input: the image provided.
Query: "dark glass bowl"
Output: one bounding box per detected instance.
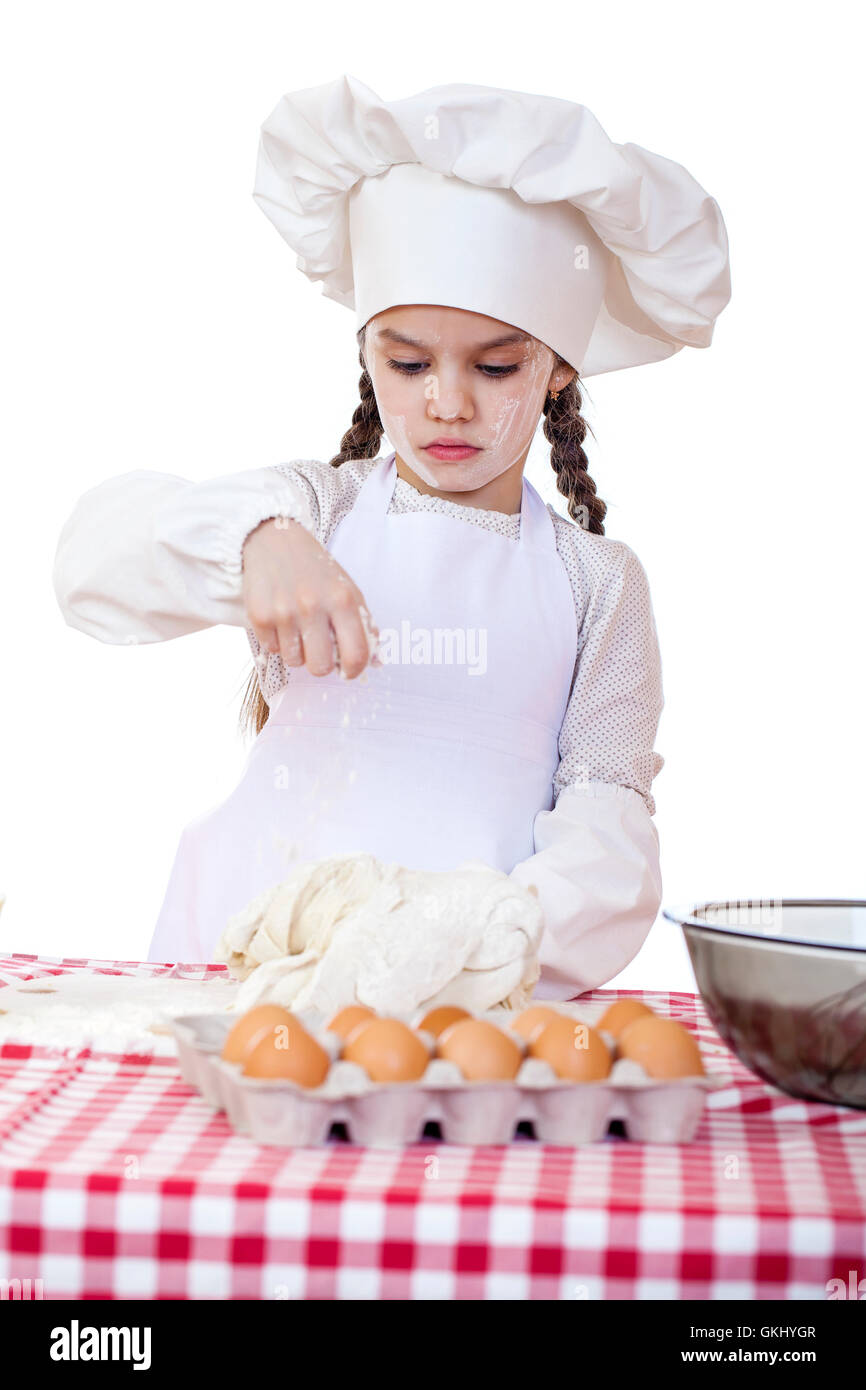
[662,900,866,1109]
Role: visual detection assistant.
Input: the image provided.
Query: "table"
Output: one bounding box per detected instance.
[0,954,864,1300]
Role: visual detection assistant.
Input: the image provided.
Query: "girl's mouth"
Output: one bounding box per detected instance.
[423,443,482,461]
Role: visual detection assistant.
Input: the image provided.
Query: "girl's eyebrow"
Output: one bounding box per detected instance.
[377,327,531,351]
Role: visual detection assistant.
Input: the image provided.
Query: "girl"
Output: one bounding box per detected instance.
[53,76,730,997]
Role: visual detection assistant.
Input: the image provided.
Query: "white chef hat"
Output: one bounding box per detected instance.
[252,75,731,377]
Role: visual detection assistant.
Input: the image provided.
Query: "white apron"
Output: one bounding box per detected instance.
[147,452,577,962]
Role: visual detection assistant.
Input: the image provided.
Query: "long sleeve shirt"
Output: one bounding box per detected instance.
[53,455,665,997]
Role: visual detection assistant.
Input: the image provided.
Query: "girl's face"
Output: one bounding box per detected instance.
[363,305,575,492]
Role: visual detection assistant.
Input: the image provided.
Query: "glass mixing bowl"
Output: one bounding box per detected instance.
[662,900,866,1109]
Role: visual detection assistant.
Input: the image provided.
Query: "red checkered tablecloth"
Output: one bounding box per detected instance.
[0,954,864,1300]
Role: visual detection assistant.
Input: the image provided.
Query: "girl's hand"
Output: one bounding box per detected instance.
[241,517,379,679]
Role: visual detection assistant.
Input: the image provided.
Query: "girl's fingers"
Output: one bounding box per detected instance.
[246,561,377,681]
[331,603,377,679]
[251,623,279,660]
[274,614,304,668]
[298,608,336,676]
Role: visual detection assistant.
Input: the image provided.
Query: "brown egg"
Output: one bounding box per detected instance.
[416,1005,471,1037]
[528,1015,612,1082]
[596,999,656,1038]
[437,1019,523,1081]
[509,1005,564,1040]
[343,1017,430,1082]
[221,1004,303,1065]
[327,1004,376,1040]
[617,1016,705,1078]
[242,1020,330,1087]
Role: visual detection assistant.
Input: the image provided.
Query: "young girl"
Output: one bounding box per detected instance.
[53,76,730,998]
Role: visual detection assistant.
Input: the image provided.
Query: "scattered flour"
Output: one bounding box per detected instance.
[0,973,240,1055]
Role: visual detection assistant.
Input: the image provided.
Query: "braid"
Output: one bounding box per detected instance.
[328,343,384,467]
[238,663,269,740]
[543,369,606,534]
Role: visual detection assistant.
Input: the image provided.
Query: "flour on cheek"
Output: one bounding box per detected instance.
[371,339,554,493]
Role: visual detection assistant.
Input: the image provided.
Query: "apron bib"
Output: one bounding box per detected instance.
[147,452,577,961]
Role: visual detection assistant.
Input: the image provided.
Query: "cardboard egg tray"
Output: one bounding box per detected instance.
[169,1004,724,1147]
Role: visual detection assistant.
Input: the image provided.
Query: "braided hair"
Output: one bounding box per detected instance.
[239,330,606,738]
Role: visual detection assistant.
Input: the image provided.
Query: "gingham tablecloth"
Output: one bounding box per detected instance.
[0,954,864,1301]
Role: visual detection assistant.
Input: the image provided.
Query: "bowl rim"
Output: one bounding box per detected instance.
[662,898,866,954]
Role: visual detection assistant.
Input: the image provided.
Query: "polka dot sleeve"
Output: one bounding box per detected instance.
[553,541,664,814]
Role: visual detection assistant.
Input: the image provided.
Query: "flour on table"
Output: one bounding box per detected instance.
[0,973,239,1054]
[214,851,543,1017]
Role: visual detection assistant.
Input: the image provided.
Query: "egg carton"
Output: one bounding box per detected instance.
[169,1004,724,1147]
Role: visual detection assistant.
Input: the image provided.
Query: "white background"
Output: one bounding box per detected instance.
[1,1,863,990]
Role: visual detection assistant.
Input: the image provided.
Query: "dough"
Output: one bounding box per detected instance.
[214,852,543,1017]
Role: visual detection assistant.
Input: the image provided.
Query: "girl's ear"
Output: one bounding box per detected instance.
[553,365,577,393]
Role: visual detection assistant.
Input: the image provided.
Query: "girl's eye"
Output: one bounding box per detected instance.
[386,359,427,375]
[386,358,520,379]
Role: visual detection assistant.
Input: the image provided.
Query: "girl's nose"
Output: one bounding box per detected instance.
[426,376,474,422]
